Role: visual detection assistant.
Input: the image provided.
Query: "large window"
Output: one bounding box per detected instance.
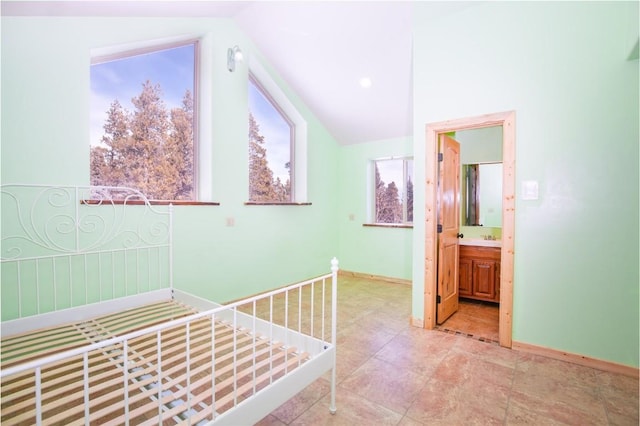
[374,158,414,224]
[90,41,197,201]
[247,57,307,204]
[248,75,293,203]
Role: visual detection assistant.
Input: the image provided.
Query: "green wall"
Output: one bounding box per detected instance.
[337,137,413,280]
[412,1,639,367]
[3,2,638,369]
[1,16,339,304]
[456,126,502,165]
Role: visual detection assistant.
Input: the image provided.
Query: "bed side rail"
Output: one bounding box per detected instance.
[0,258,338,425]
[0,184,173,322]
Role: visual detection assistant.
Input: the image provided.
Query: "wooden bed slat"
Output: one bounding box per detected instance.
[2,315,299,426]
[1,290,328,426]
[0,300,196,367]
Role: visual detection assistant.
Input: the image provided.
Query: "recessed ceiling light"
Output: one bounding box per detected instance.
[359,77,373,89]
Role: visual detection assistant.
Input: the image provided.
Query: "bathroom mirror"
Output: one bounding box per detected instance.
[462,162,502,227]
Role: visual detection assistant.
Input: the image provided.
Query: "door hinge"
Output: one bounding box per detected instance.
[436,295,441,304]
[438,153,443,162]
[437,224,443,233]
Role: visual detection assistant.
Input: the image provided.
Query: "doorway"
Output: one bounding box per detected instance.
[424,111,515,348]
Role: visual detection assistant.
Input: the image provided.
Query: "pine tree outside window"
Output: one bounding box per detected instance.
[248,74,294,203]
[374,158,414,224]
[90,41,197,201]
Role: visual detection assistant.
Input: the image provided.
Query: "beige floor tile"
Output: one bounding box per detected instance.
[397,415,425,426]
[595,370,640,425]
[255,414,288,426]
[515,353,599,389]
[266,378,331,424]
[336,321,397,356]
[322,345,371,384]
[406,377,506,425]
[290,389,403,426]
[511,369,605,420]
[262,276,639,426]
[374,329,455,376]
[507,388,608,425]
[453,336,519,369]
[339,356,426,414]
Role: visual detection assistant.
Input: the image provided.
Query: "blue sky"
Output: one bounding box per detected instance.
[91,43,290,184]
[248,81,291,183]
[90,44,195,147]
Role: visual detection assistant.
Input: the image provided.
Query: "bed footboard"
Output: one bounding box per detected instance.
[0,259,339,425]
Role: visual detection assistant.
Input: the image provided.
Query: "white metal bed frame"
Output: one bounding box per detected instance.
[0,184,338,425]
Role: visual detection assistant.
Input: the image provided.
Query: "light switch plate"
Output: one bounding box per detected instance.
[522,180,539,200]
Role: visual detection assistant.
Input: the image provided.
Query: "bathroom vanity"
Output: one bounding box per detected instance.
[458,240,501,303]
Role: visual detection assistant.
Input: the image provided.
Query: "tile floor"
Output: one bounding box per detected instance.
[436,298,500,344]
[257,275,639,425]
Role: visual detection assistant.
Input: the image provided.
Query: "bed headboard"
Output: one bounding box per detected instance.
[1,184,173,327]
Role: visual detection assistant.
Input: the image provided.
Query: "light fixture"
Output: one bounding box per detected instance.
[227,45,243,72]
[359,77,373,89]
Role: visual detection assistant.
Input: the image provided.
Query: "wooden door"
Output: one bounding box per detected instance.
[436,134,461,324]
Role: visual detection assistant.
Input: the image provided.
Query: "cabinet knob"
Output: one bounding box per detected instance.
[457,233,464,238]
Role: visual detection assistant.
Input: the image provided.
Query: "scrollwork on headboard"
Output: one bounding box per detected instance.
[1,184,171,261]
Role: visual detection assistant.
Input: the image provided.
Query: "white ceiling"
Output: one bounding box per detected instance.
[2,1,472,145]
[234,1,414,145]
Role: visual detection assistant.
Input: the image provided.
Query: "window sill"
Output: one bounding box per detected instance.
[363,223,413,229]
[245,202,312,206]
[82,200,220,206]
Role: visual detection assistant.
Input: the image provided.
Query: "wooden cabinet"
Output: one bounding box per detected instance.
[458,245,500,303]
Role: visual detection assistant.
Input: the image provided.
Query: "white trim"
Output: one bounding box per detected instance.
[248,55,308,202]
[90,34,199,64]
[371,156,414,225]
[198,33,214,201]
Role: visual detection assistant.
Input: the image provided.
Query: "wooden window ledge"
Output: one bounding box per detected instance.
[363,223,413,229]
[82,200,220,206]
[244,202,312,206]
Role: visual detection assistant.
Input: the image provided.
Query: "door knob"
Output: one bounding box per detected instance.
[457,233,464,238]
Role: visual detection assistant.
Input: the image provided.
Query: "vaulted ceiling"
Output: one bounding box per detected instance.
[2,1,477,145]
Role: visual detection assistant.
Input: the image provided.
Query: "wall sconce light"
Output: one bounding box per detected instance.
[227,45,243,72]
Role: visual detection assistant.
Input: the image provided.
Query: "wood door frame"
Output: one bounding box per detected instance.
[424,111,515,348]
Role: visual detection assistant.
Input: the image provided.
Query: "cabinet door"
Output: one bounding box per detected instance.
[459,258,472,297]
[472,260,496,300]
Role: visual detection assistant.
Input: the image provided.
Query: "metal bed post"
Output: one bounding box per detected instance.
[329,257,338,415]
[169,203,174,295]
